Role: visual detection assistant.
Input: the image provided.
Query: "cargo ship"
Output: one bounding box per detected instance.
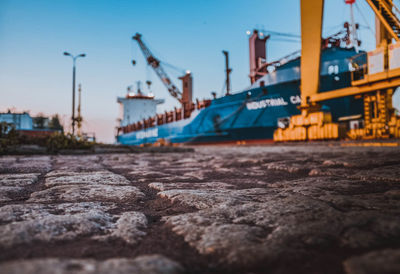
[116,25,366,146]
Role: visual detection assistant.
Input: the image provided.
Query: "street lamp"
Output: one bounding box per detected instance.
[63,52,86,135]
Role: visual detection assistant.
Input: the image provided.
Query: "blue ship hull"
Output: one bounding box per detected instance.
[117,47,365,145]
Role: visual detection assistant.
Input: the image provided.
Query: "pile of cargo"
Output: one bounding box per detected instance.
[274,111,340,141]
[347,115,400,140]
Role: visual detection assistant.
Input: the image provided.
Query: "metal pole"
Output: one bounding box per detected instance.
[349,3,359,52]
[64,52,85,135]
[72,60,76,135]
[77,83,82,136]
[222,50,231,96]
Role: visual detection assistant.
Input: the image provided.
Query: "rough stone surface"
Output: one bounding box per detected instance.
[0,173,39,202]
[0,255,184,274]
[0,187,24,202]
[0,156,51,173]
[343,249,400,274]
[44,171,131,187]
[0,203,147,247]
[106,211,148,244]
[0,173,40,187]
[149,182,235,191]
[28,185,144,203]
[27,170,144,203]
[52,155,104,172]
[0,145,400,274]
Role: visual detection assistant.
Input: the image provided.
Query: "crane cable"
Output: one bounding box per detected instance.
[220,80,226,97]
[355,1,375,38]
[138,36,187,75]
[161,60,186,75]
[270,38,301,43]
[259,29,300,38]
[131,36,186,97]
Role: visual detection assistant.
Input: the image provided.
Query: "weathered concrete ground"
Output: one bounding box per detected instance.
[0,145,399,274]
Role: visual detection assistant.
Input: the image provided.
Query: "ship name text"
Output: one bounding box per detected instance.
[136,128,158,139]
[246,95,301,110]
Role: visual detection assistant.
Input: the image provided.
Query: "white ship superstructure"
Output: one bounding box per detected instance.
[117,93,164,127]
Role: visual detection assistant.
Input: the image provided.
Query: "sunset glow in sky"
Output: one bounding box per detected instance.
[1,0,395,143]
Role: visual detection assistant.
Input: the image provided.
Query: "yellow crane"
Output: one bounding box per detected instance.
[274,0,400,141]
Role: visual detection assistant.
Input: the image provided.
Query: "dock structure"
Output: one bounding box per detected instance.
[276,0,400,141]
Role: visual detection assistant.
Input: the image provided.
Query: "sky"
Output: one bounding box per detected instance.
[0,0,396,143]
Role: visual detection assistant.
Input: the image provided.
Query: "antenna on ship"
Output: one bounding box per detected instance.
[136,81,142,95]
[146,80,152,90]
[146,80,153,97]
[345,0,359,52]
[222,50,232,96]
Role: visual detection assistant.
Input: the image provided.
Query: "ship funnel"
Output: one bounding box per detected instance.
[179,72,193,109]
[249,30,270,84]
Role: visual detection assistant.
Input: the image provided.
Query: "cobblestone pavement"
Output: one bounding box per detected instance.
[0,145,399,274]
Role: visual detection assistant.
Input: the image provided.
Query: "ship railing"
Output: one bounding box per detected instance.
[149,116,156,127]
[258,50,301,74]
[143,117,155,129]
[350,44,400,85]
[118,99,212,135]
[156,114,165,125]
[349,51,368,82]
[183,102,194,119]
[137,121,143,130]
[351,64,368,82]
[196,99,212,110]
[166,111,174,123]
[174,107,182,121]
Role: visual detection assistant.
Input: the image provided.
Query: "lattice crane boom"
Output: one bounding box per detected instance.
[132,33,183,103]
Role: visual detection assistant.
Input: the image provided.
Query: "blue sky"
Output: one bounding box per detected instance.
[0,0,386,142]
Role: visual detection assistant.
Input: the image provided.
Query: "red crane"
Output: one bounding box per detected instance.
[132,33,184,104]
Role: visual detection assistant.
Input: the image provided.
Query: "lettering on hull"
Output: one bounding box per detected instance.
[136,128,158,139]
[290,95,301,104]
[246,95,301,110]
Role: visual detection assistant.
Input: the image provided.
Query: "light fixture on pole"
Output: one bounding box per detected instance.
[63,52,86,135]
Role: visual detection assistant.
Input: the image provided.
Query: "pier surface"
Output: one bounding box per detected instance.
[0,145,400,274]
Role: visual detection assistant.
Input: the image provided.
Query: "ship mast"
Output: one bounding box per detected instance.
[346,0,359,52]
[222,50,232,96]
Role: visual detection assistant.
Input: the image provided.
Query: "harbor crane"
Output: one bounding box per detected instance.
[274,0,400,141]
[132,33,192,109]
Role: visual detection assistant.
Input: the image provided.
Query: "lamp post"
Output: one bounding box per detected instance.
[63,52,86,135]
